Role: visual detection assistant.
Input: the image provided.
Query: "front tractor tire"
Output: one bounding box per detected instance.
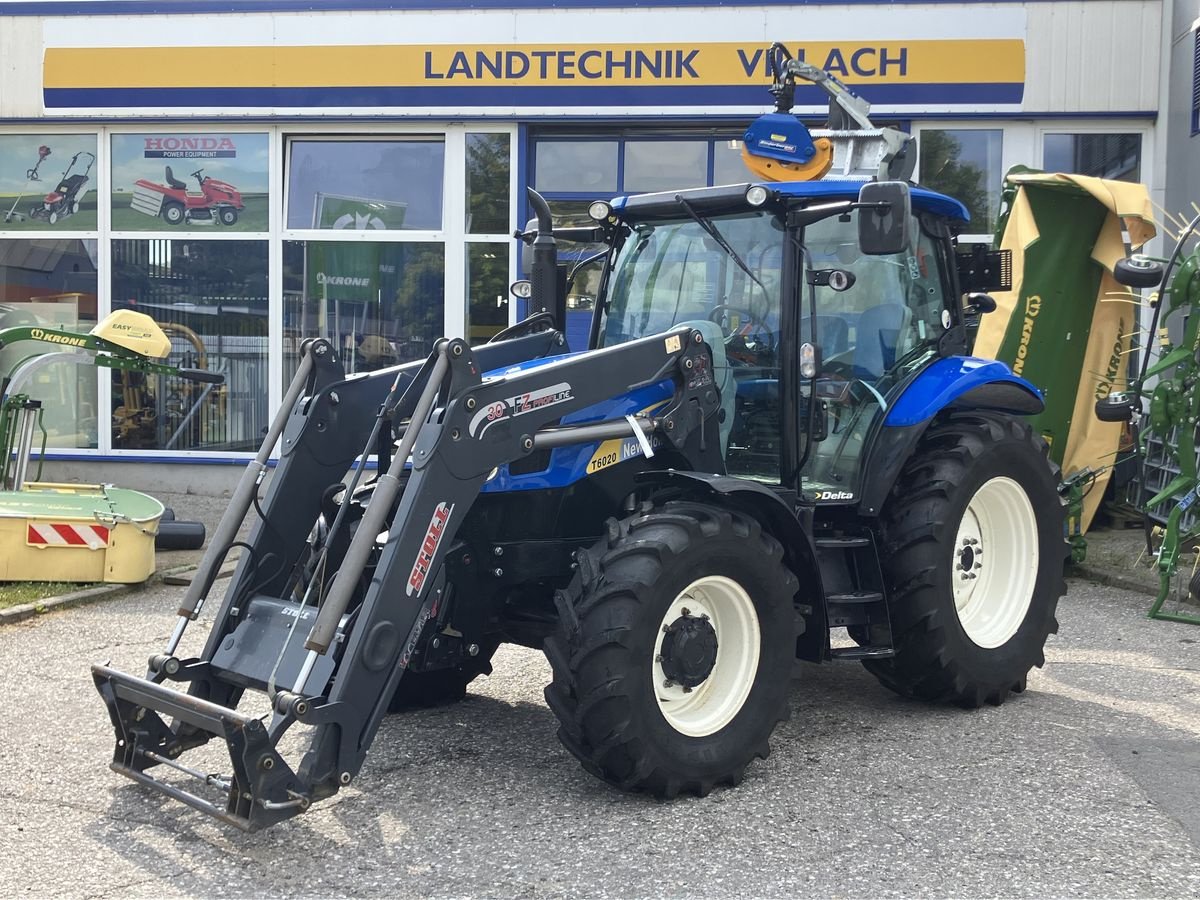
[545,501,798,798]
[867,413,1066,707]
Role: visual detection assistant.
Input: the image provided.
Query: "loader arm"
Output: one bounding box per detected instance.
[92,325,720,831]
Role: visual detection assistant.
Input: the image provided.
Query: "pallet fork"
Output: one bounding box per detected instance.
[92,324,720,830]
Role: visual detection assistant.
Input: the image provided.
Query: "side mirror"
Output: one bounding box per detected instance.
[1114,256,1163,289]
[857,181,912,256]
[966,293,997,314]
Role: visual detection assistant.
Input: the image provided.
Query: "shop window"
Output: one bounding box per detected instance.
[918,129,1003,235]
[623,140,708,193]
[1042,133,1141,182]
[282,241,445,381]
[533,141,619,193]
[110,132,269,233]
[111,239,268,452]
[0,239,99,449]
[466,243,509,345]
[713,140,749,186]
[286,139,445,231]
[466,133,511,234]
[0,135,99,232]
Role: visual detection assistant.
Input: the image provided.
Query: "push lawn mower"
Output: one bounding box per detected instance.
[29,151,95,226]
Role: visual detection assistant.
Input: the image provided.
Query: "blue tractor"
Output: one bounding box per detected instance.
[92,50,1066,830]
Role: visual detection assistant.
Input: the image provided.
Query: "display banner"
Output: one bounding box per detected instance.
[109,133,269,232]
[0,134,98,231]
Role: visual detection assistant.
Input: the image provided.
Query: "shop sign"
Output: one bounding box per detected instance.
[41,21,1027,114]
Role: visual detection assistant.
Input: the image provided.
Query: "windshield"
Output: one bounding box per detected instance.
[600,212,783,348]
[599,211,785,481]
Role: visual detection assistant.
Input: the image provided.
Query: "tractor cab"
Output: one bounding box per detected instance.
[587,178,975,507]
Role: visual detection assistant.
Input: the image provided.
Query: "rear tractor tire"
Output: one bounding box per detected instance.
[866,413,1066,707]
[545,501,798,797]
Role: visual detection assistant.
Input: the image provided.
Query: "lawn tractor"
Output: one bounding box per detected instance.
[130,166,245,226]
[92,48,1069,831]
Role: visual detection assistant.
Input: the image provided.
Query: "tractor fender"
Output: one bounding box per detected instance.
[637,470,827,661]
[884,356,1043,428]
[856,357,1044,517]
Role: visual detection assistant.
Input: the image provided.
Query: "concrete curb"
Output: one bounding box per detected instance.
[0,560,237,626]
[1068,565,1162,599]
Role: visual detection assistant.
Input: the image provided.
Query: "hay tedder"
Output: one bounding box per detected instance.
[94,48,1079,830]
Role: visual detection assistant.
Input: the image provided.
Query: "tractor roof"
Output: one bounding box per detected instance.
[612,180,970,225]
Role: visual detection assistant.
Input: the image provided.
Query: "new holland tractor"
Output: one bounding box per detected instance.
[92,48,1067,830]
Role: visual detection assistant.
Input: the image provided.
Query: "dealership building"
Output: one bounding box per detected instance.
[0,0,1189,487]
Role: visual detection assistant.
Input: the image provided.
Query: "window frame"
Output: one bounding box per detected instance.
[1192,27,1200,137]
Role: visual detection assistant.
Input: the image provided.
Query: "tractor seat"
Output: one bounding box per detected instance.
[802,314,850,357]
[164,167,187,191]
[853,303,910,381]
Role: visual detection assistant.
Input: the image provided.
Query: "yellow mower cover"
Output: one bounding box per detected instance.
[974,170,1156,530]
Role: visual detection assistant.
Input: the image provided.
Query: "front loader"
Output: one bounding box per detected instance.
[94,50,1070,830]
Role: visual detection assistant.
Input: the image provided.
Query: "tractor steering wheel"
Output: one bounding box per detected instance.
[708,304,775,352]
[191,170,206,184]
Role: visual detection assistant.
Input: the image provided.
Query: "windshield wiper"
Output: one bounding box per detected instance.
[674,196,769,296]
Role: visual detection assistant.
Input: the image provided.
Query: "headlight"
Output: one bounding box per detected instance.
[588,200,613,222]
[509,280,533,299]
[745,185,770,207]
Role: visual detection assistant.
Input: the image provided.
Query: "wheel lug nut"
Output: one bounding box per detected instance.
[664,679,675,688]
[655,654,663,663]
[682,685,693,694]
[974,563,982,570]
[680,607,691,617]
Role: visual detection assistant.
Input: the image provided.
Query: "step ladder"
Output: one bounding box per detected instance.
[814,533,895,660]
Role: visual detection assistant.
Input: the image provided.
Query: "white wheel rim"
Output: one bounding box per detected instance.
[652,575,760,737]
[952,475,1039,648]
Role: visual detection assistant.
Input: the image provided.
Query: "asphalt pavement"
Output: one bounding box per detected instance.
[0,577,1198,899]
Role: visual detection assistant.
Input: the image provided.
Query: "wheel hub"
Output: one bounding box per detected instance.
[652,575,761,737]
[951,476,1038,649]
[659,612,719,689]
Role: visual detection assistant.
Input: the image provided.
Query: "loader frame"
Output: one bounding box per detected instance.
[93,323,721,830]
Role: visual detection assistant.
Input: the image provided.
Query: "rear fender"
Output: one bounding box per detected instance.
[637,470,827,662]
[857,357,1044,517]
